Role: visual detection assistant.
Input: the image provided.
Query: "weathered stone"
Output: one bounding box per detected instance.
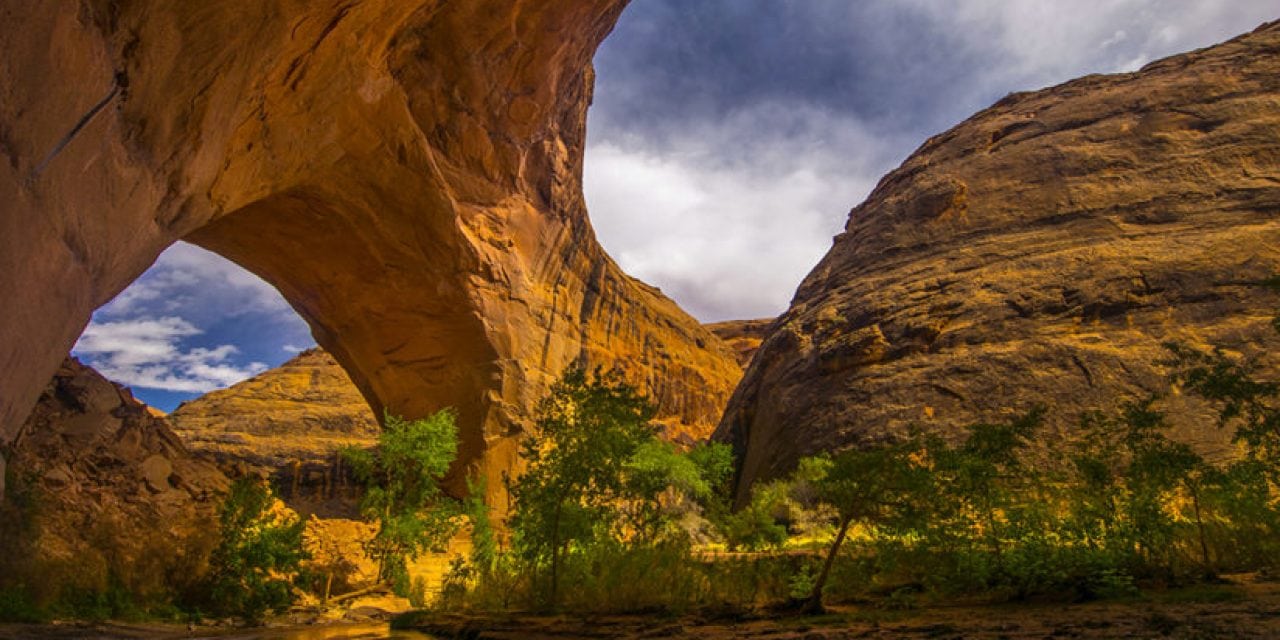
[0,1,741,505]
[169,347,380,477]
[140,454,173,492]
[4,357,227,576]
[705,319,774,368]
[717,21,1280,501]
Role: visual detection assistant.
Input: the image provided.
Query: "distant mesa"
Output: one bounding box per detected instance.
[169,347,379,473]
[169,347,379,518]
[705,318,774,368]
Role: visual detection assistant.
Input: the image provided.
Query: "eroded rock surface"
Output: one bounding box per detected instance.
[717,22,1280,500]
[169,347,376,517]
[1,357,228,595]
[705,319,774,368]
[168,348,378,471]
[0,0,741,503]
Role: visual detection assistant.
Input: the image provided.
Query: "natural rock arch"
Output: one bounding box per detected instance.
[0,0,741,502]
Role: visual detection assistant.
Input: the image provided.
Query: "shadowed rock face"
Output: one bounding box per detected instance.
[3,358,228,580]
[717,21,1280,502]
[0,1,741,503]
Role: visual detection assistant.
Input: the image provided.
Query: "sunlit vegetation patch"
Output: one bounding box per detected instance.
[431,281,1280,616]
[2,283,1278,625]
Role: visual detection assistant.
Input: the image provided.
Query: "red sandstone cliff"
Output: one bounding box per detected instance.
[716,21,1280,501]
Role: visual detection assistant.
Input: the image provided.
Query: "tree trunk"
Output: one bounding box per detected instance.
[549,500,563,610]
[1189,482,1212,573]
[804,514,854,615]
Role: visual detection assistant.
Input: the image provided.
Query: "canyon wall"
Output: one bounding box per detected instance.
[716,21,1280,501]
[706,319,775,368]
[0,0,740,503]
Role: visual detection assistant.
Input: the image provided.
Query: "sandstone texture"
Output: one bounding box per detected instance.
[705,319,775,368]
[0,357,228,592]
[168,342,725,514]
[167,350,373,471]
[169,347,377,517]
[717,22,1280,501]
[0,0,741,504]
[170,347,379,462]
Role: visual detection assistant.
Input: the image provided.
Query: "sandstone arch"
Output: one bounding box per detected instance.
[0,0,741,501]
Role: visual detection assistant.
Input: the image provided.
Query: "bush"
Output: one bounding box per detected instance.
[198,476,307,623]
[0,586,46,624]
[342,410,460,590]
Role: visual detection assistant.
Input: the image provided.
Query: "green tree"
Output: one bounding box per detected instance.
[508,368,657,609]
[1071,399,1211,574]
[342,410,460,590]
[927,408,1044,571]
[203,476,307,623]
[1164,276,1280,469]
[714,480,790,552]
[800,441,929,613]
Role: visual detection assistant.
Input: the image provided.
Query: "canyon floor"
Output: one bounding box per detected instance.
[8,576,1276,639]
[404,577,1280,639]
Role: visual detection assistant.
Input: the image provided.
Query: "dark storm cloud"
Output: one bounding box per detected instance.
[590,1,985,142]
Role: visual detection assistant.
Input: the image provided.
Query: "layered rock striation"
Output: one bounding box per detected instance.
[0,1,741,503]
[717,22,1280,501]
[168,347,378,517]
[169,347,378,470]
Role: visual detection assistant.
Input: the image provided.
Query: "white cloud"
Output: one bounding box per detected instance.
[585,102,905,321]
[98,242,293,323]
[74,317,268,393]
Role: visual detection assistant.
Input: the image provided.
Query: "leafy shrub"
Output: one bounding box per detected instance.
[342,410,460,590]
[199,476,307,623]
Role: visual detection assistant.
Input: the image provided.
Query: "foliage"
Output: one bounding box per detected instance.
[0,586,46,624]
[507,368,659,608]
[451,369,749,612]
[427,277,1280,616]
[201,476,307,623]
[801,437,931,611]
[342,410,461,589]
[464,477,497,572]
[714,480,790,552]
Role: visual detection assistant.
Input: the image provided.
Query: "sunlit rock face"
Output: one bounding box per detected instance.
[169,348,379,472]
[717,21,1280,502]
[0,0,741,503]
[168,348,377,518]
[2,358,228,590]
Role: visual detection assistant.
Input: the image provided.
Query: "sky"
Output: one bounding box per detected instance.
[73,1,1278,411]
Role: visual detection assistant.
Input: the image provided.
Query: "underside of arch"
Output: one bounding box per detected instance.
[0,0,742,504]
